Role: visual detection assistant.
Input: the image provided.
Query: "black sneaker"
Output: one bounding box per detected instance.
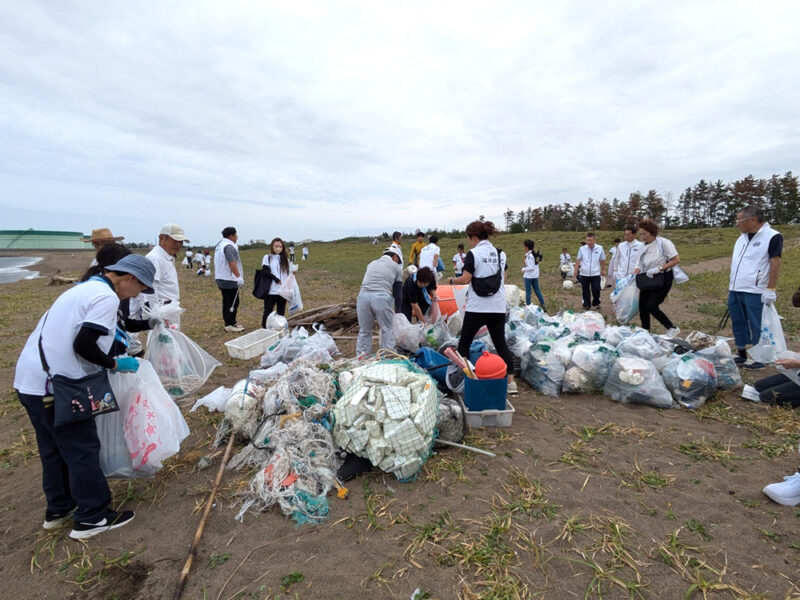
[69,509,135,540]
[43,507,76,530]
[733,355,747,365]
[744,361,765,371]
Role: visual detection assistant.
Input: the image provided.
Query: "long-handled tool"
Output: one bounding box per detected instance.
[229,287,241,313]
[713,308,730,336]
[173,434,236,600]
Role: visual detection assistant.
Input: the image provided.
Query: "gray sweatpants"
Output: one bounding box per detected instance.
[356,291,395,356]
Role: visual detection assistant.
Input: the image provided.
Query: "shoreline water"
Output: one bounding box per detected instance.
[0,250,93,282]
[0,256,43,284]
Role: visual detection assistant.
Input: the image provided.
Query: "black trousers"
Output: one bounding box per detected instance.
[639,271,674,331]
[262,294,287,328]
[754,373,800,407]
[220,286,240,326]
[18,392,111,523]
[393,280,403,313]
[457,311,514,375]
[579,275,601,308]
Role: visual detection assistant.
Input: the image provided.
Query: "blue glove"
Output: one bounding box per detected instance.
[112,356,139,373]
[646,267,660,278]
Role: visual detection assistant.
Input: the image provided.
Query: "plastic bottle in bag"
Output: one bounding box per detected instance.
[603,357,676,408]
[696,341,742,390]
[661,354,717,409]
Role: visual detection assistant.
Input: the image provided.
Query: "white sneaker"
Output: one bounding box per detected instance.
[665,327,681,338]
[762,473,800,506]
[741,384,761,403]
[224,325,245,333]
[507,380,518,395]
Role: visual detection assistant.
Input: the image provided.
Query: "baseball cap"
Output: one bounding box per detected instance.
[159,223,190,243]
[106,255,156,293]
[384,246,402,260]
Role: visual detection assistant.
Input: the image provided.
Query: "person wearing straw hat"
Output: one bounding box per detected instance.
[82,228,125,267]
[13,254,156,540]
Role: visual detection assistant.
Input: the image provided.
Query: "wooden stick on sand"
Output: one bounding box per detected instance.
[173,434,236,600]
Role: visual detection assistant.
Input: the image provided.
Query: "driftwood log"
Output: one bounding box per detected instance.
[49,275,76,286]
[287,300,358,330]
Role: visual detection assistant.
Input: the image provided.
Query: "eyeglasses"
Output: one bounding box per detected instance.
[736,216,754,223]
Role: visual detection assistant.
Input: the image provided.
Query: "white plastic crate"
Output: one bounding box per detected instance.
[224,329,280,360]
[464,400,515,428]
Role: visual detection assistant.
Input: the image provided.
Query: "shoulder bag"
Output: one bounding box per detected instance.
[471,249,503,297]
[38,312,119,427]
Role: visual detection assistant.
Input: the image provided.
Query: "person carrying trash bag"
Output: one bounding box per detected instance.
[260,238,292,328]
[356,246,404,356]
[727,204,783,370]
[633,219,681,337]
[447,220,518,395]
[13,254,156,540]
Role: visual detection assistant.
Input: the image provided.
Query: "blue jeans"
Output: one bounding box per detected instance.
[524,277,545,310]
[727,290,763,349]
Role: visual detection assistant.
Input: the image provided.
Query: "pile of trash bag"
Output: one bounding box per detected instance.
[696,341,742,390]
[332,361,439,481]
[144,303,221,398]
[603,356,676,408]
[260,325,339,368]
[521,338,572,397]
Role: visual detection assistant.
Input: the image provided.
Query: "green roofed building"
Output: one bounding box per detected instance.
[0,229,87,249]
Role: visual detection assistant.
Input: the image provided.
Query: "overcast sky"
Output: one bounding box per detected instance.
[1,1,798,245]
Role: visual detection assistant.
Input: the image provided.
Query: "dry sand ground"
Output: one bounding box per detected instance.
[0,251,799,600]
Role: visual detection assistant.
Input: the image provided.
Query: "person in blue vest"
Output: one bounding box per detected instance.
[728,205,783,370]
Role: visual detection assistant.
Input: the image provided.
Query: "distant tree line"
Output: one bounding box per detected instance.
[503,172,799,232]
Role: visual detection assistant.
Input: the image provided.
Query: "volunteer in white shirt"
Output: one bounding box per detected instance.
[453,244,466,276]
[215,226,245,332]
[633,219,680,336]
[260,237,291,327]
[559,248,571,280]
[727,204,783,369]
[606,239,620,286]
[573,233,606,309]
[302,245,308,260]
[521,239,546,311]
[144,223,189,315]
[185,248,194,269]
[613,226,645,283]
[14,254,155,540]
[356,247,404,356]
[391,231,404,311]
[449,220,518,395]
[418,235,441,272]
[203,251,212,276]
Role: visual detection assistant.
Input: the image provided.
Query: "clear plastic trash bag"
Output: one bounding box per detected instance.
[661,353,718,409]
[521,339,573,397]
[603,357,676,408]
[610,275,640,324]
[145,307,221,399]
[696,341,742,390]
[748,303,787,364]
[616,330,667,361]
[393,313,424,353]
[265,312,289,335]
[562,342,619,393]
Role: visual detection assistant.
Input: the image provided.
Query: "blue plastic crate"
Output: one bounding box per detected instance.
[464,377,507,411]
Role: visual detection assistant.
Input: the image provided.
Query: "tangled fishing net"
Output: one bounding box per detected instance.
[220,363,340,526]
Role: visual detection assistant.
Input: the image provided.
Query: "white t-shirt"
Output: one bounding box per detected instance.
[559,252,571,265]
[145,245,180,303]
[14,279,119,396]
[204,254,212,267]
[464,240,506,313]
[419,243,440,271]
[452,252,466,272]
[614,240,644,279]
[522,250,540,279]
[262,254,289,295]
[576,244,605,277]
[639,237,678,272]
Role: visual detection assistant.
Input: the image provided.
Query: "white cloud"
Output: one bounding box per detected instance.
[1,0,799,243]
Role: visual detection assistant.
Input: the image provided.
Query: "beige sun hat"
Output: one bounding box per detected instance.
[82,227,125,244]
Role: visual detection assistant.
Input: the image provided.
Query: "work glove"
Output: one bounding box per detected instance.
[761,289,777,304]
[147,317,162,329]
[236,276,244,288]
[112,356,139,373]
[646,267,660,278]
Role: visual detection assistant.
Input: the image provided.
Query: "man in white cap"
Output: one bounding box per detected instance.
[145,224,189,305]
[355,246,403,356]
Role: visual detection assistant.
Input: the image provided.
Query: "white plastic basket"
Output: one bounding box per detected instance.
[224,329,280,360]
[464,400,515,428]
